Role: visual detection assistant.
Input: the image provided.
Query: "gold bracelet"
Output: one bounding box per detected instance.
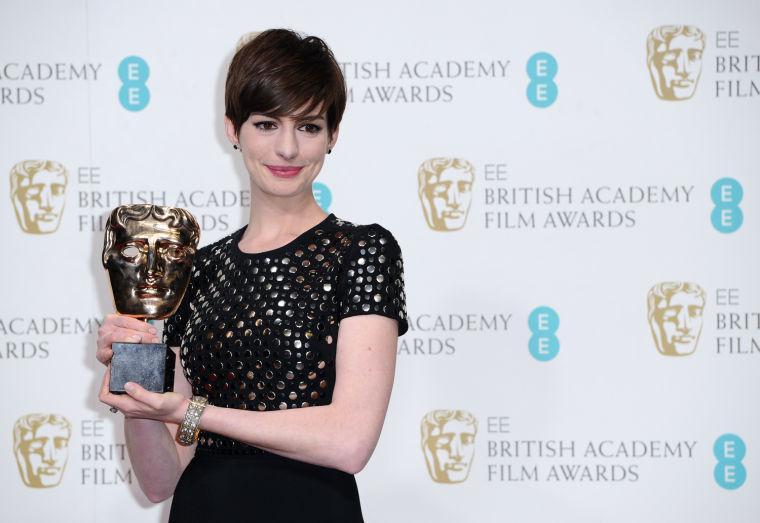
[177,396,208,446]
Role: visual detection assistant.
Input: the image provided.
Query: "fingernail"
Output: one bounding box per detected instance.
[124,382,135,393]
[153,337,161,343]
[128,335,141,342]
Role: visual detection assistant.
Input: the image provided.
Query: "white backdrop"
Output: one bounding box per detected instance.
[1,0,759,521]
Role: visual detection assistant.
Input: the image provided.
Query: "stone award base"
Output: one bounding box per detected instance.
[110,342,175,394]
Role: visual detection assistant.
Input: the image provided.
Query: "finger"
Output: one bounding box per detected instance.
[96,347,113,365]
[97,327,138,351]
[104,329,160,347]
[98,366,117,406]
[99,370,140,413]
[106,314,158,335]
[124,382,161,409]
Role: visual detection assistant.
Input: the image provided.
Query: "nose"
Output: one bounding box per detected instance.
[675,51,687,76]
[275,126,299,161]
[676,307,691,333]
[446,187,461,209]
[41,440,55,464]
[450,437,463,461]
[39,185,53,211]
[144,244,162,278]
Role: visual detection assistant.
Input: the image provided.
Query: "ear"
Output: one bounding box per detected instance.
[328,125,340,151]
[224,116,239,146]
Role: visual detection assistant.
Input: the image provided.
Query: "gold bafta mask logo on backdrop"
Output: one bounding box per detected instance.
[9,160,69,234]
[647,282,705,356]
[418,158,475,231]
[13,414,72,488]
[646,25,705,101]
[420,409,478,483]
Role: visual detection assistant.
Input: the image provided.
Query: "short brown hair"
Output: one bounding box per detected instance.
[225,29,347,138]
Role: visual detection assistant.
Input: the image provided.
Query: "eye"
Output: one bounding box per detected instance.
[27,440,44,452]
[51,183,65,196]
[661,51,678,64]
[461,434,475,445]
[25,185,42,198]
[253,120,277,132]
[434,434,453,447]
[299,123,323,134]
[458,181,472,192]
[689,306,703,318]
[163,244,185,261]
[120,244,141,260]
[55,437,68,449]
[432,182,450,196]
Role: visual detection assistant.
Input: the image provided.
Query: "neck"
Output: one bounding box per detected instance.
[242,185,328,244]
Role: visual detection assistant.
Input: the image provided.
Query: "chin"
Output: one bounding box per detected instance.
[260,181,312,198]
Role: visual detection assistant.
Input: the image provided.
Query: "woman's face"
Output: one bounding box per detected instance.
[227,110,337,200]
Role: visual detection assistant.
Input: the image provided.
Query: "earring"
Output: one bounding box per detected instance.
[233,144,239,150]
[327,148,332,155]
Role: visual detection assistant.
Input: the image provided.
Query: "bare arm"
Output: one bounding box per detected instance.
[122,348,195,502]
[96,315,195,502]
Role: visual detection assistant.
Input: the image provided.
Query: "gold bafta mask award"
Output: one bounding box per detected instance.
[102,205,200,393]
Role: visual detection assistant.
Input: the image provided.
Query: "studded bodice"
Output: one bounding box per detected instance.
[163,214,408,454]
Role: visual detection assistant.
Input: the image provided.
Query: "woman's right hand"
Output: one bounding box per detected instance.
[96,314,160,366]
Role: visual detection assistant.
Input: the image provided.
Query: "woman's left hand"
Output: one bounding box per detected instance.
[99,368,189,424]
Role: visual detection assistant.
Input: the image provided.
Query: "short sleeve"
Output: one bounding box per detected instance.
[339,225,408,335]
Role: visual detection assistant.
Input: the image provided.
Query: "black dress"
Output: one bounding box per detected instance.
[163,214,408,523]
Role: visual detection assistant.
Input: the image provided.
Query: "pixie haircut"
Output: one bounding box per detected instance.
[225,29,347,138]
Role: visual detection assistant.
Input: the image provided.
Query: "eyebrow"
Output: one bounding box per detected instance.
[296,115,326,123]
[252,114,326,123]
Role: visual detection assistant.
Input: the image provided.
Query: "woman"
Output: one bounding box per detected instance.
[96,29,407,522]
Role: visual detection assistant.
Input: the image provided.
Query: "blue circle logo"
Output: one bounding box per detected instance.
[526,52,558,108]
[118,56,150,111]
[710,178,743,233]
[528,306,560,361]
[713,433,747,490]
[313,182,332,212]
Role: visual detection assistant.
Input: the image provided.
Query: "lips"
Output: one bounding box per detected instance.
[266,165,303,178]
[136,284,168,299]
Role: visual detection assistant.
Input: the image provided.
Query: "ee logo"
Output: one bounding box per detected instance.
[528,306,559,361]
[313,182,332,212]
[119,56,150,111]
[526,52,558,108]
[714,433,746,490]
[711,178,743,233]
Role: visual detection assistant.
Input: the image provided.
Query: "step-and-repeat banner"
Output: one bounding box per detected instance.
[1,0,758,521]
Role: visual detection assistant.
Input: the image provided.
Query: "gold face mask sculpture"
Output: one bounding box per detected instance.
[647,282,705,356]
[646,25,705,101]
[420,410,478,483]
[103,205,200,319]
[10,160,69,234]
[102,205,200,393]
[13,414,72,488]
[418,158,475,232]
